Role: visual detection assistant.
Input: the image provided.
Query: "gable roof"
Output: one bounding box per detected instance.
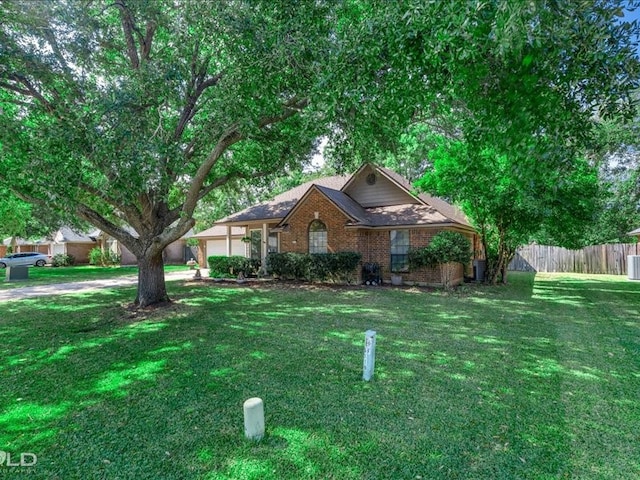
[375,166,471,227]
[216,165,473,231]
[216,175,350,224]
[51,226,100,243]
[628,227,640,236]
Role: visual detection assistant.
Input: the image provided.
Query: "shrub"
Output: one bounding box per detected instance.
[428,231,472,266]
[266,252,361,283]
[408,246,437,269]
[207,255,260,278]
[89,247,121,267]
[408,231,471,288]
[266,252,307,279]
[52,253,75,267]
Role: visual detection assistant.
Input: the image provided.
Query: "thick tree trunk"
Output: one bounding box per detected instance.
[135,249,170,307]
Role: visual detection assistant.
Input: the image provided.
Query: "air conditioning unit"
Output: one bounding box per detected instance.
[628,255,640,280]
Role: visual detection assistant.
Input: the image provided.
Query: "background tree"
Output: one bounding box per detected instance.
[416,138,599,284]
[327,0,639,283]
[0,188,61,251]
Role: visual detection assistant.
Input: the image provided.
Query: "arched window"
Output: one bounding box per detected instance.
[308,220,327,254]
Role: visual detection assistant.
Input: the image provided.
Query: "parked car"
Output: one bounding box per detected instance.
[0,252,51,268]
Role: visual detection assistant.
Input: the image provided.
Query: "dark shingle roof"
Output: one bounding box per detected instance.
[216,166,472,230]
[377,166,471,227]
[217,176,349,223]
[315,185,369,223]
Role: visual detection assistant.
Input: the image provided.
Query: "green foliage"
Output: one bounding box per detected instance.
[427,231,473,265]
[207,256,260,278]
[408,231,472,287]
[325,1,640,173]
[51,253,75,267]
[266,252,362,282]
[415,136,599,284]
[88,248,121,267]
[266,252,309,280]
[408,247,437,269]
[410,231,472,269]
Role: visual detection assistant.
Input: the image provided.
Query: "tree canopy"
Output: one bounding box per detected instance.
[0,0,337,305]
[1,0,639,301]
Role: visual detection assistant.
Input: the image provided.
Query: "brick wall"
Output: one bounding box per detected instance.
[279,189,466,286]
[65,243,95,264]
[357,228,462,286]
[280,189,358,253]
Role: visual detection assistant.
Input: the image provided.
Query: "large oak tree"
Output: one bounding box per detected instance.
[0,0,336,306]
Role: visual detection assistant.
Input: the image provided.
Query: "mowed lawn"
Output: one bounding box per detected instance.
[0,273,638,479]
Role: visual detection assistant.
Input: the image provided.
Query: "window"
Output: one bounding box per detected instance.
[308,220,327,254]
[250,230,262,260]
[390,230,410,272]
[268,232,278,254]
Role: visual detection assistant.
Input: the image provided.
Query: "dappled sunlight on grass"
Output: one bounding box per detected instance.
[203,426,359,480]
[0,272,639,478]
[0,401,72,449]
[83,360,166,397]
[0,320,169,373]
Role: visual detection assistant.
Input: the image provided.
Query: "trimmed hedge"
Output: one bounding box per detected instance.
[266,251,361,283]
[207,255,260,278]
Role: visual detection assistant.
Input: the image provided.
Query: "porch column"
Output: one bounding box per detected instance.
[226,226,232,257]
[262,223,268,261]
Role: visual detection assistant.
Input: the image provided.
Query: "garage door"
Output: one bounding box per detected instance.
[206,239,246,257]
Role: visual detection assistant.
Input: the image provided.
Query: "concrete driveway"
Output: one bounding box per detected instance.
[0,269,207,302]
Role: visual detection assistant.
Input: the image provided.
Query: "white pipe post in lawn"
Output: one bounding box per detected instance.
[243,397,265,441]
[363,330,377,381]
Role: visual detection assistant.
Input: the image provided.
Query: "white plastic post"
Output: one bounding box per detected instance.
[363,330,376,381]
[243,397,265,441]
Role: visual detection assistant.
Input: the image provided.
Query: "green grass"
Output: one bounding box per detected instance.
[0,272,638,479]
[0,264,189,290]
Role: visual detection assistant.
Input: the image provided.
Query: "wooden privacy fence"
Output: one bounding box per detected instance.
[509,243,640,275]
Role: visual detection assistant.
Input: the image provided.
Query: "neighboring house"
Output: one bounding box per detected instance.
[48,227,100,263]
[629,227,640,242]
[3,226,192,265]
[0,237,49,258]
[199,164,480,286]
[97,228,194,265]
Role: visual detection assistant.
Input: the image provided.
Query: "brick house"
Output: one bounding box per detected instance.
[197,164,480,286]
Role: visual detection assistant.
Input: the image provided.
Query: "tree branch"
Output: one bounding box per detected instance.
[0,75,55,113]
[258,97,309,128]
[140,20,156,61]
[174,71,224,141]
[75,203,142,255]
[115,0,140,69]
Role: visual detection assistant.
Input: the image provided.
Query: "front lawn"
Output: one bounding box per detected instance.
[0,273,638,479]
[0,264,189,290]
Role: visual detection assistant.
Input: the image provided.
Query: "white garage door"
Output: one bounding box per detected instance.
[206,239,246,257]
